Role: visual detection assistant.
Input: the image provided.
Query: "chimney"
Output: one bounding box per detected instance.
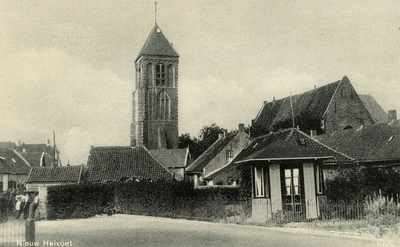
[310,130,317,138]
[273,97,276,102]
[388,110,397,123]
[239,123,245,133]
[15,140,22,147]
[263,101,268,105]
[46,139,51,146]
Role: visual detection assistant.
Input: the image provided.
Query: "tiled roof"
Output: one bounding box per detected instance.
[253,77,348,129]
[86,146,174,182]
[205,128,353,181]
[243,140,329,161]
[15,144,54,154]
[185,134,237,173]
[20,152,53,167]
[359,95,388,124]
[26,166,83,183]
[136,24,179,60]
[0,149,31,174]
[148,148,189,168]
[315,122,400,163]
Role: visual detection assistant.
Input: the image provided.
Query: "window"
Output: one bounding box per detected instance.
[156,90,170,120]
[156,64,166,86]
[316,164,324,194]
[253,166,269,198]
[226,150,233,162]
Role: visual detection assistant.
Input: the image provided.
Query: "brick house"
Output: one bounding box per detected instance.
[85,146,175,183]
[148,148,192,181]
[0,148,31,192]
[315,113,400,173]
[185,124,251,187]
[252,76,375,134]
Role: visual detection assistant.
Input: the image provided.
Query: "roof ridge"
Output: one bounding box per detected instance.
[296,129,355,161]
[322,76,346,118]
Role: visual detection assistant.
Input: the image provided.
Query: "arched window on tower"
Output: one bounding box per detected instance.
[156,90,170,120]
[156,63,166,86]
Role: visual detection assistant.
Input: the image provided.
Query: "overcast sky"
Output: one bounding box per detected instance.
[1,0,399,165]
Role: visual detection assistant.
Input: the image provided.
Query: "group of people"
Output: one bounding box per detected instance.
[0,190,39,223]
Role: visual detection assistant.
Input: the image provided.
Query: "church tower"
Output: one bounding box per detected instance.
[131,24,179,149]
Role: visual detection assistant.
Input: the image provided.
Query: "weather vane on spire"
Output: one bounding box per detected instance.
[155,1,158,24]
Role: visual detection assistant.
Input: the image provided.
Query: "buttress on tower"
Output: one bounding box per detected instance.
[131,24,179,150]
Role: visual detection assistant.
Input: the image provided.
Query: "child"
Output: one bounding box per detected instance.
[15,196,22,219]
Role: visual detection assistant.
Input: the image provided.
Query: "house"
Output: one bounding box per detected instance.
[85,146,175,183]
[148,148,192,181]
[185,124,251,187]
[221,128,353,221]
[25,165,83,219]
[0,148,31,192]
[252,76,375,134]
[359,94,388,124]
[314,111,400,169]
[1,140,59,167]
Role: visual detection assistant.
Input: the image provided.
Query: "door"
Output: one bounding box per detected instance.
[283,167,305,220]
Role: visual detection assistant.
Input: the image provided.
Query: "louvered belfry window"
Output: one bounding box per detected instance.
[156,63,166,86]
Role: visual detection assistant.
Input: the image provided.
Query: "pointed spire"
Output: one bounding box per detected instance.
[154,1,157,24]
[136,24,179,61]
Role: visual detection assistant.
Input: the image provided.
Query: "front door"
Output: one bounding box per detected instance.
[283,167,305,220]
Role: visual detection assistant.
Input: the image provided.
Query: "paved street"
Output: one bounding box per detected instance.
[33,215,389,247]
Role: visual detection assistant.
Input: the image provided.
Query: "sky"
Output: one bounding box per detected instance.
[0,0,399,165]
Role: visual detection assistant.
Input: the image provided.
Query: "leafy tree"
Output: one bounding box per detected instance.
[178,133,201,159]
[178,124,227,160]
[325,166,400,201]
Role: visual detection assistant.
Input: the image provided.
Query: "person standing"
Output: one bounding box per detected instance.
[32,192,39,218]
[15,196,22,219]
[22,191,31,220]
[0,192,8,223]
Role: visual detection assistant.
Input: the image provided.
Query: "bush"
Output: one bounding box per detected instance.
[46,180,244,220]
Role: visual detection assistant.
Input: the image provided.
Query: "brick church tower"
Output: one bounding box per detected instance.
[131,24,179,149]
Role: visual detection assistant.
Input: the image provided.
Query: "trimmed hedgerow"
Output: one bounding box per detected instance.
[46,180,245,220]
[47,183,116,220]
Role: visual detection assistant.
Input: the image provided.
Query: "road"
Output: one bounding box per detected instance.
[33,215,390,247]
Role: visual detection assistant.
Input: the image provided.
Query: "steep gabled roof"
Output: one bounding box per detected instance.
[253,77,349,129]
[205,128,353,181]
[20,152,53,167]
[359,94,388,124]
[315,121,400,163]
[237,128,352,164]
[136,24,179,60]
[26,166,83,183]
[148,148,189,168]
[85,146,174,182]
[185,134,237,173]
[0,149,31,174]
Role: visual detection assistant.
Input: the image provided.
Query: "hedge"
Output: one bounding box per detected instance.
[47,180,248,220]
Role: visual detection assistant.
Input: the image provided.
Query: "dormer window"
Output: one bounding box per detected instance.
[226,150,233,162]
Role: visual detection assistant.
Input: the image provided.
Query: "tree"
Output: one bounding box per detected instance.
[178,133,201,159]
[178,123,227,160]
[197,123,225,154]
[324,166,400,201]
